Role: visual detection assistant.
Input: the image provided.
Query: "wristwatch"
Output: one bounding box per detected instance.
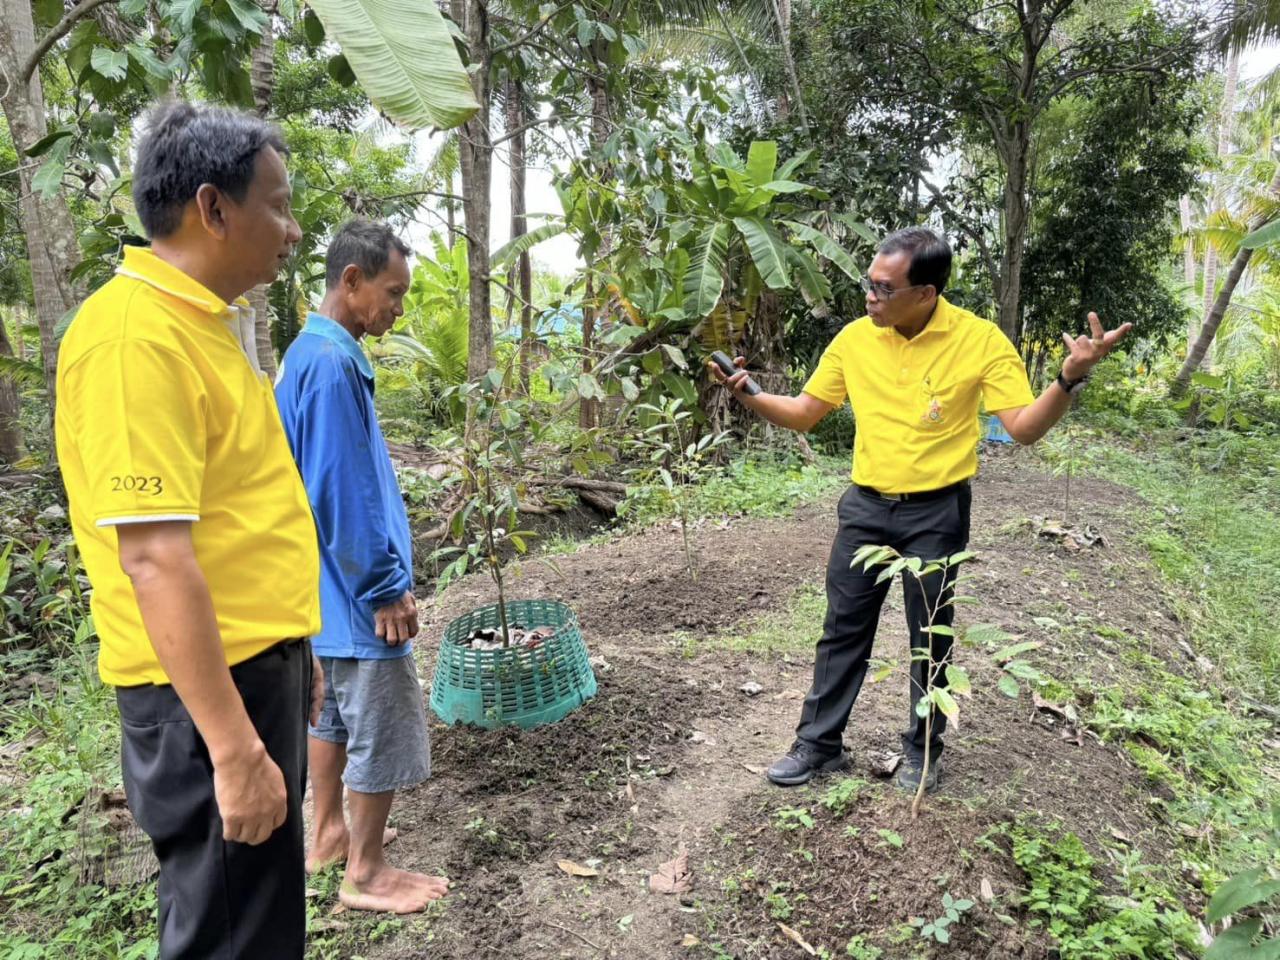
[1055,369,1090,396]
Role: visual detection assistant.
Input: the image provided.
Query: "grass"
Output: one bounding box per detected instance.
[621,452,849,530]
[673,582,828,657]
[1038,425,1280,700]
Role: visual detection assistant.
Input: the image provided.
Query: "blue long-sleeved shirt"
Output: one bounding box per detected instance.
[275,313,413,659]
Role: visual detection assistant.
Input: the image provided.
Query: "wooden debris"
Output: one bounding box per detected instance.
[557,859,600,878]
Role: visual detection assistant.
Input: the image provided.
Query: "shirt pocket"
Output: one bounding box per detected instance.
[914,375,965,430]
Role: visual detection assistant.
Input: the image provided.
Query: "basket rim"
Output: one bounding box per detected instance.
[440,599,581,650]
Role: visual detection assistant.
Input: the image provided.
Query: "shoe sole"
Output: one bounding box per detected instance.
[766,752,850,787]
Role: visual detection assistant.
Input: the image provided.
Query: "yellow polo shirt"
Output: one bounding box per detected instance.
[803,296,1034,493]
[55,246,321,686]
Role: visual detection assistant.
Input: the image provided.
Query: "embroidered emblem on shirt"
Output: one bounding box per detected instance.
[920,377,944,424]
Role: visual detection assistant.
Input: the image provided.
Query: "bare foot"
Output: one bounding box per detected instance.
[306,827,398,874]
[339,866,450,914]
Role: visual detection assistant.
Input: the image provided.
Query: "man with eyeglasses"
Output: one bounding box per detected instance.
[710,227,1130,792]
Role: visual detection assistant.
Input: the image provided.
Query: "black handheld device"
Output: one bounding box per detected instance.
[708,351,762,396]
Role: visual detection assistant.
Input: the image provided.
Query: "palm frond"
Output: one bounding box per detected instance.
[1216,0,1280,55]
[0,355,44,390]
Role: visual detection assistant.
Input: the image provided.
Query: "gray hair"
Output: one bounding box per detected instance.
[324,219,411,289]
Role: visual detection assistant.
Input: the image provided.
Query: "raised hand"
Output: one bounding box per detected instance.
[1061,312,1133,380]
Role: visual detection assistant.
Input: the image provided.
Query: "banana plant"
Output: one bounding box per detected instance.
[614,140,863,357]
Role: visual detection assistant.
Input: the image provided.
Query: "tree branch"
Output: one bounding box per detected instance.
[490,0,576,56]
[921,176,999,291]
[22,0,119,84]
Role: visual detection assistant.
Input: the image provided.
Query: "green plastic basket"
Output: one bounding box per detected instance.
[429,599,597,730]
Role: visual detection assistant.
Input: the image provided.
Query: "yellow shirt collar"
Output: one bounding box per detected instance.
[115,246,251,317]
[877,294,957,338]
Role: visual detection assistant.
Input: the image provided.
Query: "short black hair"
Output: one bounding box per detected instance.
[879,227,952,295]
[324,219,411,289]
[132,101,289,239]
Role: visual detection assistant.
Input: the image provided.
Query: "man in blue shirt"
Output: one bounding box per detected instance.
[275,219,447,914]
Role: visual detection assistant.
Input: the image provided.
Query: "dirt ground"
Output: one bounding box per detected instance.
[349,447,1199,960]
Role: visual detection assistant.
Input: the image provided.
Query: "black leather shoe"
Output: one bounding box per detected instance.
[766,741,850,786]
[894,755,942,794]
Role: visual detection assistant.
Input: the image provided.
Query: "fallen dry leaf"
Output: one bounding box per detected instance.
[1110,828,1132,845]
[557,859,600,878]
[742,763,766,775]
[980,877,995,902]
[777,922,817,955]
[681,933,701,948]
[649,844,693,895]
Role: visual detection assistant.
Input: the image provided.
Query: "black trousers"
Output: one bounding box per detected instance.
[796,484,972,761]
[117,639,312,960]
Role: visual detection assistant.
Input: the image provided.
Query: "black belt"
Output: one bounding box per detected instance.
[855,481,968,503]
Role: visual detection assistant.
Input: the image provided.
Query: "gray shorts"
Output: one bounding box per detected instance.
[308,654,431,794]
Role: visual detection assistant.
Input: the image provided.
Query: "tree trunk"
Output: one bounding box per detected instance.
[457,0,492,381]
[247,2,278,378]
[14,302,27,360]
[995,125,1031,345]
[1173,169,1280,396]
[1200,46,1240,341]
[1179,194,1198,347]
[0,311,23,464]
[579,74,612,428]
[0,0,85,432]
[767,0,808,134]
[505,76,532,391]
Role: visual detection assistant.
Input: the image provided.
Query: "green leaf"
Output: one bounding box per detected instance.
[1004,660,1042,681]
[787,248,831,314]
[620,378,639,402]
[23,128,73,158]
[927,624,955,637]
[327,53,357,85]
[34,0,63,26]
[745,141,777,186]
[783,221,860,281]
[1241,218,1280,249]
[303,0,479,130]
[759,179,811,193]
[90,47,130,81]
[1208,869,1280,923]
[992,641,1041,663]
[683,222,728,318]
[492,222,565,268]
[733,216,790,289]
[127,42,172,80]
[931,688,959,720]
[0,356,45,389]
[303,7,326,43]
[998,675,1020,698]
[1206,920,1263,960]
[775,149,812,182]
[660,344,688,370]
[225,0,269,32]
[32,159,64,199]
[945,665,971,696]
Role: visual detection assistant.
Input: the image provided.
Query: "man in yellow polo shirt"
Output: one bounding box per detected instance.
[711,228,1131,791]
[56,102,322,958]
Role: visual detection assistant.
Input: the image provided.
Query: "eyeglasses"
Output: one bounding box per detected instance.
[860,277,926,301]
